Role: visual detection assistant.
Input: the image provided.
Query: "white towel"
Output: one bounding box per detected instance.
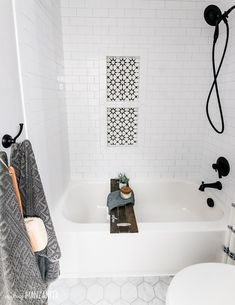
[223,203,235,265]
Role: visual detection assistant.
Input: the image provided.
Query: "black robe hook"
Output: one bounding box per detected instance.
[2,123,24,148]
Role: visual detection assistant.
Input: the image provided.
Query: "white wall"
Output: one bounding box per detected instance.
[14,0,70,207]
[201,0,235,207]
[0,0,24,147]
[61,0,217,181]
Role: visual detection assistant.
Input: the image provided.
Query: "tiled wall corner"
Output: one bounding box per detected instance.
[14,0,70,207]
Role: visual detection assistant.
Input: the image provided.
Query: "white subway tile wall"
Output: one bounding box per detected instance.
[61,0,215,180]
[14,0,70,207]
[201,0,235,207]
[11,0,235,209]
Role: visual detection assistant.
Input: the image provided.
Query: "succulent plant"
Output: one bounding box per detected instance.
[118,173,129,184]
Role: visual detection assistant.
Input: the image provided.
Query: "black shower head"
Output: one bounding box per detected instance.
[204,5,222,26]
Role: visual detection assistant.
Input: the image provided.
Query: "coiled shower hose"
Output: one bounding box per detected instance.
[206,19,229,134]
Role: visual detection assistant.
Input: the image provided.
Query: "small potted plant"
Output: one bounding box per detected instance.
[118,173,129,189]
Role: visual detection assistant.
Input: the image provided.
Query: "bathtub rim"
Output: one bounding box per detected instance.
[52,179,229,234]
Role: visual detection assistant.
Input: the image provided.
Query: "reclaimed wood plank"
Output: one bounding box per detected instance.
[125,204,138,233]
[110,179,120,234]
[110,179,138,234]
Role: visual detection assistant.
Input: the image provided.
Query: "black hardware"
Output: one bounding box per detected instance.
[2,123,24,148]
[204,5,222,26]
[207,198,215,208]
[204,5,235,27]
[204,5,235,134]
[212,157,230,178]
[199,181,222,192]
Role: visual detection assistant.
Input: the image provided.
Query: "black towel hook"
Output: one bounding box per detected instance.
[2,123,24,148]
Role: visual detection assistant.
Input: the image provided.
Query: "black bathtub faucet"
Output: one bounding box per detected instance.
[199,181,222,192]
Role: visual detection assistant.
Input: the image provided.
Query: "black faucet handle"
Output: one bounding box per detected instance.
[212,163,218,170]
[212,157,230,179]
[212,163,222,178]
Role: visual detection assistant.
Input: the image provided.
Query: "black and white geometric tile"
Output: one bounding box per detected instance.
[107,56,140,102]
[107,108,138,146]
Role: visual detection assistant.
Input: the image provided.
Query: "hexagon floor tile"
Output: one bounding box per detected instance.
[121,282,138,303]
[138,282,155,302]
[48,276,172,305]
[104,283,120,303]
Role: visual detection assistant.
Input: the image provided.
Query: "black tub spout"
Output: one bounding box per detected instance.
[199,181,222,191]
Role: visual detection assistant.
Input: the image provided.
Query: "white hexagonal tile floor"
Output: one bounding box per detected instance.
[121,282,138,303]
[48,276,173,305]
[104,283,120,303]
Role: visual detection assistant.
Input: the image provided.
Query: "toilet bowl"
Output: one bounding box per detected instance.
[166,263,235,305]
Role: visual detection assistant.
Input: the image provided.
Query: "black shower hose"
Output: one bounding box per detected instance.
[206,19,229,134]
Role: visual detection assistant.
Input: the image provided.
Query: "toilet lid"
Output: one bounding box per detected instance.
[166,263,235,305]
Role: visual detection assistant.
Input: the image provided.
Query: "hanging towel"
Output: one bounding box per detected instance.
[10,140,61,283]
[107,190,135,213]
[223,203,235,265]
[0,151,48,305]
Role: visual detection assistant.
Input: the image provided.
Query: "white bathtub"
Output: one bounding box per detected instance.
[53,180,227,278]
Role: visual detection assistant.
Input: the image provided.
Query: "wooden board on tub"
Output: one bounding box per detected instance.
[110,179,138,234]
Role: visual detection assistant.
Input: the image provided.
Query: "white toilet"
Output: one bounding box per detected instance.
[166,263,235,305]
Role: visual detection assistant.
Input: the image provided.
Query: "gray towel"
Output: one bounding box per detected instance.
[107,190,135,213]
[10,140,61,284]
[0,151,47,305]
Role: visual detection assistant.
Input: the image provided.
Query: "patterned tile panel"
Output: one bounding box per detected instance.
[107,107,138,146]
[107,56,140,102]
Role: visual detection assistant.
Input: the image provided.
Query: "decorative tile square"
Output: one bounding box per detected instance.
[107,107,138,146]
[107,56,140,102]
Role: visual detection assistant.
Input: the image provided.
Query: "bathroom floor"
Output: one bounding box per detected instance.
[48,276,172,305]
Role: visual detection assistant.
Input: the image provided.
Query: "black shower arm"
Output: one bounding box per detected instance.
[226,6,235,16]
[219,6,235,23]
[214,6,235,42]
